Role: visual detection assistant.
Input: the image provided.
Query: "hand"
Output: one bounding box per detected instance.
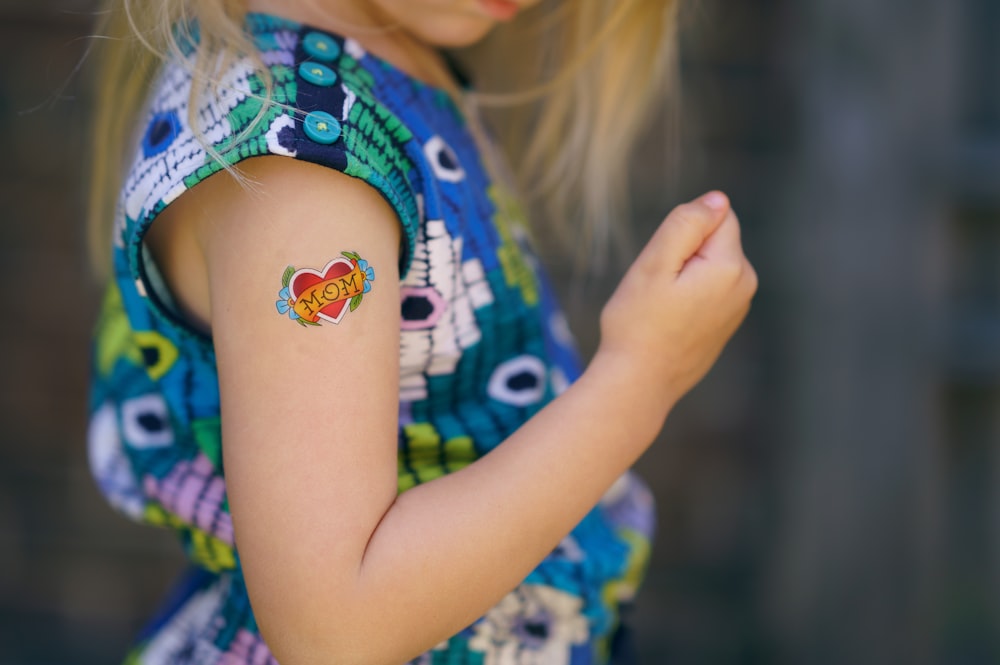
[595,191,757,410]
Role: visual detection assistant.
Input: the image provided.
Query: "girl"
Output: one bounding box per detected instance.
[86,1,757,663]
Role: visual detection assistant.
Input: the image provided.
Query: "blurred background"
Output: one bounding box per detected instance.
[1,0,998,663]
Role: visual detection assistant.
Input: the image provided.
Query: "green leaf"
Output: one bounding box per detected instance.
[301,318,321,326]
[296,318,307,327]
[342,251,361,261]
[349,294,363,312]
[282,265,295,288]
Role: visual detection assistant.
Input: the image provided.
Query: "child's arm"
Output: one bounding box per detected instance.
[163,155,755,665]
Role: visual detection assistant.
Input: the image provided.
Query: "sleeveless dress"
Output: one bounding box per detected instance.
[88,13,655,665]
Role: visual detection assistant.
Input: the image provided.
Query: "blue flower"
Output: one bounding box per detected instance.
[275,287,300,320]
[358,259,375,293]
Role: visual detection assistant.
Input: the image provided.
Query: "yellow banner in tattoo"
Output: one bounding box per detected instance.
[292,265,365,323]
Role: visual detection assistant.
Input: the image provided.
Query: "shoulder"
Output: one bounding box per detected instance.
[145,151,402,334]
[121,25,424,285]
[118,23,454,335]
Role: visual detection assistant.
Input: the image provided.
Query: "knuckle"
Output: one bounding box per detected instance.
[716,258,744,283]
[728,213,744,239]
[743,261,759,294]
[670,203,705,228]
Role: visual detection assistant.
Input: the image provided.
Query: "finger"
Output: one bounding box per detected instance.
[655,191,731,273]
[697,209,744,262]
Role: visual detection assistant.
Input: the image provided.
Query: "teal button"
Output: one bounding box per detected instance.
[298,61,337,87]
[303,32,340,62]
[303,111,341,145]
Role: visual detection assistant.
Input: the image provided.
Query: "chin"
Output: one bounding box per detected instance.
[410,15,498,48]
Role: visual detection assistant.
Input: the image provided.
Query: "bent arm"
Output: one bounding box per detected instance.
[189,157,749,665]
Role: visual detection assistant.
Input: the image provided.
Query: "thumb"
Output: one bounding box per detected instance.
[655,191,731,274]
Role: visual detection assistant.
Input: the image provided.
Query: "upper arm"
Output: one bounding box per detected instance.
[191,156,404,658]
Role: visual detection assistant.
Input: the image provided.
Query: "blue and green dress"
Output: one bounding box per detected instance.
[88,13,655,665]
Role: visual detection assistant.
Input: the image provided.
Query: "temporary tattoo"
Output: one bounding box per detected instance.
[276,251,375,326]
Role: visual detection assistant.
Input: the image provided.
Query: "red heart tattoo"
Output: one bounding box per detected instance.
[289,257,356,324]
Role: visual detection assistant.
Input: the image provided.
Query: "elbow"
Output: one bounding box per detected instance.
[260,630,373,665]
[256,604,408,665]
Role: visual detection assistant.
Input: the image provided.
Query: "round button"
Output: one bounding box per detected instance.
[298,62,337,87]
[303,111,341,145]
[303,32,340,62]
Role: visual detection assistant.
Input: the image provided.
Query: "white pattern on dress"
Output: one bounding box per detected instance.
[399,220,490,401]
[468,585,590,665]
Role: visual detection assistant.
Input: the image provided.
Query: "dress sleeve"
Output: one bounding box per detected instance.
[119,34,421,337]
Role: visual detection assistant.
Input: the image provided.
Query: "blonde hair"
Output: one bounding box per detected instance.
[87,0,680,275]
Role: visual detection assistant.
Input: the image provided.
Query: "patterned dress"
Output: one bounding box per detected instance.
[88,13,654,665]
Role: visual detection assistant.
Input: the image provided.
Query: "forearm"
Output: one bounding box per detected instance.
[273,355,674,665]
[223,184,754,665]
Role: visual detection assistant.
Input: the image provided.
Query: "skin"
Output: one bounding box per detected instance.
[244,0,547,95]
[146,1,758,663]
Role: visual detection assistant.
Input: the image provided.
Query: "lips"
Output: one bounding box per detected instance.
[478,0,520,21]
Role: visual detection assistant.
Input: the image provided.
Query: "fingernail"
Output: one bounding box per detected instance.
[702,191,728,210]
